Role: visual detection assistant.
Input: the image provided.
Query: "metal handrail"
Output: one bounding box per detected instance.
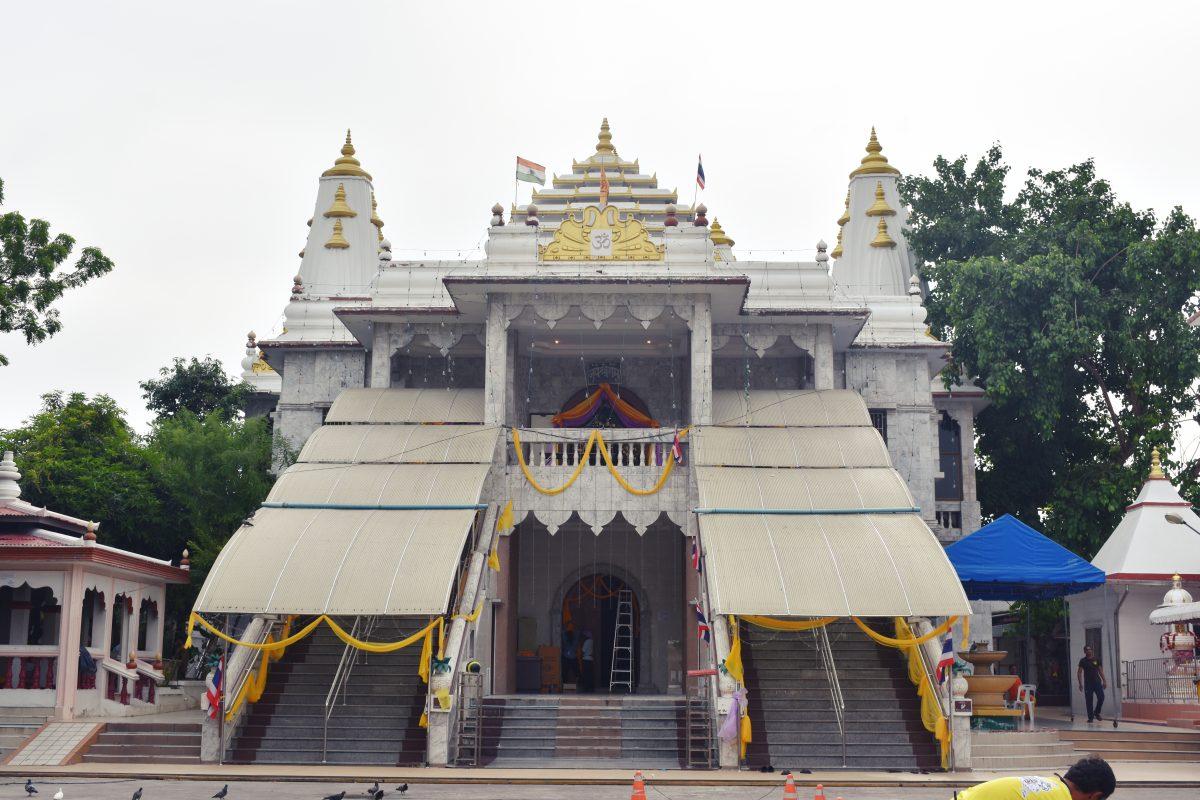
[814,625,847,766]
[322,615,373,762]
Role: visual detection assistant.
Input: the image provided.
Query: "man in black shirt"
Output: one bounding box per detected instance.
[1077,645,1108,722]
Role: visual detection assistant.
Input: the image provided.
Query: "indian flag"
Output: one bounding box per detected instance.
[515,156,546,185]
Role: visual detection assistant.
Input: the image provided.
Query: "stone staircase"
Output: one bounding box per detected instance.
[742,619,941,770]
[468,695,685,767]
[81,721,202,763]
[0,709,49,762]
[228,617,428,765]
[971,730,1076,770]
[1059,727,1200,762]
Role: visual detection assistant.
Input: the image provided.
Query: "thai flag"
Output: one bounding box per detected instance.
[694,604,711,643]
[672,429,684,465]
[203,656,224,720]
[691,537,702,573]
[696,155,705,190]
[936,634,955,683]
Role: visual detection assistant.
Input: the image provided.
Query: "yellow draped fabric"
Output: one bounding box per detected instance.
[723,615,745,685]
[551,383,659,428]
[894,617,951,768]
[740,615,839,632]
[512,428,685,498]
[739,711,752,759]
[489,500,512,572]
[223,616,295,721]
[851,615,957,647]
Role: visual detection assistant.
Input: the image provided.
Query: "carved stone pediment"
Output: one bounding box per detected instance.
[538,205,665,262]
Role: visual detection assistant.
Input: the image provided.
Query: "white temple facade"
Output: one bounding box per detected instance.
[197,123,985,769]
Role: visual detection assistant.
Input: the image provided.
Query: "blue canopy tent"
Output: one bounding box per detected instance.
[945,514,1106,601]
[945,514,1112,724]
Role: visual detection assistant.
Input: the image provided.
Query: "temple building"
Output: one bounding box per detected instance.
[0,451,190,737]
[195,123,983,769]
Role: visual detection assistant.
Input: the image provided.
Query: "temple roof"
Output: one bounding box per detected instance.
[1091,449,1200,580]
[512,118,697,230]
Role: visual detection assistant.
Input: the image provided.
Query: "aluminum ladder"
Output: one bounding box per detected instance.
[608,589,634,693]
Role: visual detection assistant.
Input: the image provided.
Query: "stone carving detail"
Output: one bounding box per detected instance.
[711,334,730,351]
[502,304,527,330]
[426,327,464,356]
[538,205,665,262]
[580,301,617,329]
[743,332,779,358]
[389,329,416,352]
[790,330,816,354]
[532,301,571,329]
[627,302,666,330]
[535,509,574,536]
[579,509,619,537]
[672,303,694,330]
[621,510,661,536]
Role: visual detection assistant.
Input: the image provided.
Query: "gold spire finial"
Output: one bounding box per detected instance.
[837,190,851,227]
[869,217,896,248]
[850,126,901,178]
[596,117,616,154]
[324,219,350,249]
[370,193,384,242]
[1150,447,1165,479]
[866,181,897,217]
[709,218,734,247]
[831,227,844,259]
[323,183,357,218]
[322,129,373,181]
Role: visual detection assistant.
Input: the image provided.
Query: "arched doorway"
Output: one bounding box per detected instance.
[561,574,640,694]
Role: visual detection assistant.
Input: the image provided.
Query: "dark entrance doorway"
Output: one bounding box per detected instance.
[561,574,640,694]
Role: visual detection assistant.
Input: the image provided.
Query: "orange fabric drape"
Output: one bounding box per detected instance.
[551,383,659,428]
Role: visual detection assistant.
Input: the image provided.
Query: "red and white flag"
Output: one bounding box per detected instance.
[672,429,684,465]
[202,656,224,720]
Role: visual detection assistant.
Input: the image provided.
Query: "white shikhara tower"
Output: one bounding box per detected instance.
[258,131,388,451]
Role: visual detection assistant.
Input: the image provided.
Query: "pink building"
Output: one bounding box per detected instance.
[0,451,189,720]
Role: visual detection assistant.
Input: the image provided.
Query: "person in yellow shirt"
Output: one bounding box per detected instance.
[957,756,1115,800]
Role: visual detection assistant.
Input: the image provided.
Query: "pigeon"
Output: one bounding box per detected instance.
[322,793,345,800]
[395,785,408,794]
[367,783,379,797]
[52,791,63,800]
[25,780,37,796]
[132,789,143,800]
[213,786,229,799]
[372,792,384,800]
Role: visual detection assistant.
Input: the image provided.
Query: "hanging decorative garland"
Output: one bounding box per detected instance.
[512,427,687,497]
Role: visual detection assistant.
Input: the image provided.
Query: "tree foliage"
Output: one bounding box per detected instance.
[0,177,113,366]
[901,147,1200,557]
[140,356,249,421]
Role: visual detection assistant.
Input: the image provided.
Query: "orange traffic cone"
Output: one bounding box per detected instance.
[631,771,648,800]
[783,773,799,800]
[814,784,827,800]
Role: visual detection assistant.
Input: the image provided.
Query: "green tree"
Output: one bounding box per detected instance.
[0,392,162,553]
[0,178,113,366]
[901,148,1200,557]
[145,411,276,624]
[140,356,249,421]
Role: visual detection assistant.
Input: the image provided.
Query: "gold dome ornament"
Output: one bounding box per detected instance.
[869,217,896,248]
[595,117,616,155]
[1150,447,1166,479]
[709,218,734,246]
[836,190,851,227]
[325,219,350,249]
[322,129,373,180]
[850,127,900,178]
[865,181,896,216]
[323,183,356,218]
[370,193,384,241]
[830,227,844,259]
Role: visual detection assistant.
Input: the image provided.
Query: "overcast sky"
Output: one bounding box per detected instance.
[2,1,1197,435]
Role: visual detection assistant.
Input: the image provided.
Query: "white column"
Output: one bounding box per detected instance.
[56,566,85,719]
[369,322,391,388]
[711,613,739,768]
[485,297,508,427]
[690,297,713,425]
[813,323,834,390]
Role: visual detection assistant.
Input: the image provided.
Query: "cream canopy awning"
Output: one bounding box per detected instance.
[694,389,970,618]
[194,388,496,616]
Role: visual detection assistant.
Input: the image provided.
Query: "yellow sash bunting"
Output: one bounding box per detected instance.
[512,428,687,497]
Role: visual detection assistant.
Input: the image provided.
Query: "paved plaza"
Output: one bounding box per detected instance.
[2,781,1199,800]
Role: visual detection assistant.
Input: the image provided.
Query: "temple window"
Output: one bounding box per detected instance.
[81,588,106,649]
[136,598,159,653]
[0,584,61,646]
[110,593,133,661]
[869,409,889,443]
[935,411,964,501]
